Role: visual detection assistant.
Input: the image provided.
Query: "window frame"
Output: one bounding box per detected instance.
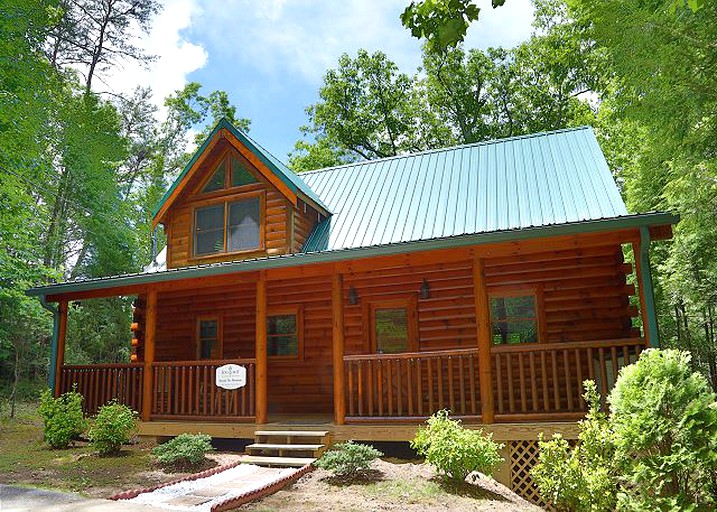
[190,190,265,260]
[195,314,223,360]
[487,285,546,345]
[267,306,304,360]
[366,297,419,354]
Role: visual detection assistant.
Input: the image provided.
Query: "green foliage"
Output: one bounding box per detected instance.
[314,441,383,477]
[151,433,214,469]
[37,388,87,449]
[610,349,717,511]
[87,401,138,455]
[412,410,503,482]
[534,350,717,511]
[533,381,617,511]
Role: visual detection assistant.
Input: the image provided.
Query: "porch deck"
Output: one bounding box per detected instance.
[58,337,645,428]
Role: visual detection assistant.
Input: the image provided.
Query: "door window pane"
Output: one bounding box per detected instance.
[194,204,225,255]
[375,308,408,354]
[228,197,260,252]
[198,319,220,359]
[267,313,299,357]
[490,295,538,344]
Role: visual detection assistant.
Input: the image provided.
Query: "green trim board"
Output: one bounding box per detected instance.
[28,212,678,299]
[151,118,330,221]
[639,226,660,347]
[40,296,59,392]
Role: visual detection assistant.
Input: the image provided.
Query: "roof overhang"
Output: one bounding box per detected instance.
[151,118,330,227]
[28,212,678,301]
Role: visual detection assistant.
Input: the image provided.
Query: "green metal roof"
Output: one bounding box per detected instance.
[151,118,329,220]
[26,212,678,298]
[301,126,628,252]
[28,125,679,299]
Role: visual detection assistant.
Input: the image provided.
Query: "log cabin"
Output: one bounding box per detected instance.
[28,119,677,502]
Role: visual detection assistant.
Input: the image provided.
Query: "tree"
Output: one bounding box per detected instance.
[401,0,506,52]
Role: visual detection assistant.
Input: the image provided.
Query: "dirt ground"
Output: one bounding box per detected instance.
[240,459,543,512]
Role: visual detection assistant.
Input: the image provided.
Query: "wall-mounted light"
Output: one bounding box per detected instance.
[420,279,430,299]
[348,286,359,305]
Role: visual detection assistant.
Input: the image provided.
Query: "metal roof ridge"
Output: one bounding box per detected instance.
[300,126,594,176]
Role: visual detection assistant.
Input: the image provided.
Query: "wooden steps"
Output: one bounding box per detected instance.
[242,429,332,467]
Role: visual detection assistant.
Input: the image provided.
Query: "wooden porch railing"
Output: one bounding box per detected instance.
[150,359,256,420]
[343,348,481,420]
[59,363,143,415]
[491,338,646,420]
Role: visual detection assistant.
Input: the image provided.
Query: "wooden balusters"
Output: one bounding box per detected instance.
[59,364,143,415]
[343,348,481,420]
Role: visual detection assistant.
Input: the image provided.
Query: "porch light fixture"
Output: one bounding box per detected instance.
[348,286,359,305]
[420,278,430,299]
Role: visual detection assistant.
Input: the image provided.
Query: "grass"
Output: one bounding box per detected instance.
[0,402,159,497]
[364,477,444,503]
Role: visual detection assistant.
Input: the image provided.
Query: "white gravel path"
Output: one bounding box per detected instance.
[123,464,295,511]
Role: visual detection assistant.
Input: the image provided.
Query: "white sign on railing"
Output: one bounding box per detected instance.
[215,364,247,390]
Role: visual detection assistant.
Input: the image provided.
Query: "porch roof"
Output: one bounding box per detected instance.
[27,212,677,299]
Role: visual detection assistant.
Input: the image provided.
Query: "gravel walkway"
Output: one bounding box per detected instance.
[122,464,295,511]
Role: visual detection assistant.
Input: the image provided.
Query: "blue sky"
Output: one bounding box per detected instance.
[107,0,535,161]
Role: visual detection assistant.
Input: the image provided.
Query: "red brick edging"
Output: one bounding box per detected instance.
[109,461,313,509]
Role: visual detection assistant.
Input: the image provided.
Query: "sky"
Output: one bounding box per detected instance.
[106,0,536,161]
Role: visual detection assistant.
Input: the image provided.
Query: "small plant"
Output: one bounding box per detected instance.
[412,410,503,482]
[532,381,617,512]
[314,441,383,477]
[152,433,214,469]
[87,400,138,455]
[37,388,87,448]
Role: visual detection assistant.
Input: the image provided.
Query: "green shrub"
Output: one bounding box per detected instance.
[609,349,717,511]
[87,400,138,455]
[314,441,383,477]
[533,349,717,512]
[532,381,617,512]
[411,410,503,482]
[37,388,87,448]
[152,433,214,469]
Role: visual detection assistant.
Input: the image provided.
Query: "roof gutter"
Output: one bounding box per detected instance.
[27,212,678,299]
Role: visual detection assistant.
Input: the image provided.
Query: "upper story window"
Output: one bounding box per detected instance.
[201,153,257,194]
[193,195,262,257]
[490,294,538,344]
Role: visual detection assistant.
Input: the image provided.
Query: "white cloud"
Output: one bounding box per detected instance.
[102,0,208,112]
[191,0,534,86]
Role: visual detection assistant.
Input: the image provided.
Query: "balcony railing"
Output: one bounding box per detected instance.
[150,359,256,420]
[343,348,481,420]
[59,363,143,415]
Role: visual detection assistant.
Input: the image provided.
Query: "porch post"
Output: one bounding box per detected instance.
[473,256,494,423]
[634,228,660,348]
[332,272,346,425]
[141,289,157,421]
[54,300,68,397]
[255,272,268,424]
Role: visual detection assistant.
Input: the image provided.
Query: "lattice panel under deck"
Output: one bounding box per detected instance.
[509,440,547,507]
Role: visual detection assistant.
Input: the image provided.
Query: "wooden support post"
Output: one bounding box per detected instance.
[54,300,68,397]
[332,272,346,425]
[473,257,495,423]
[255,272,268,424]
[141,290,157,422]
[633,228,660,347]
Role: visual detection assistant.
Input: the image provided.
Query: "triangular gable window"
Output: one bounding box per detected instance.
[231,155,257,187]
[202,160,226,193]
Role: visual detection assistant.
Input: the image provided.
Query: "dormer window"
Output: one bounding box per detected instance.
[201,153,257,194]
[193,194,263,257]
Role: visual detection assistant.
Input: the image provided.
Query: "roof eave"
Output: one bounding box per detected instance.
[28,212,678,299]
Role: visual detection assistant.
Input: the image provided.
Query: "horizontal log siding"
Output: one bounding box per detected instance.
[266,274,334,414]
[154,285,257,362]
[343,259,477,355]
[293,200,320,252]
[483,244,638,342]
